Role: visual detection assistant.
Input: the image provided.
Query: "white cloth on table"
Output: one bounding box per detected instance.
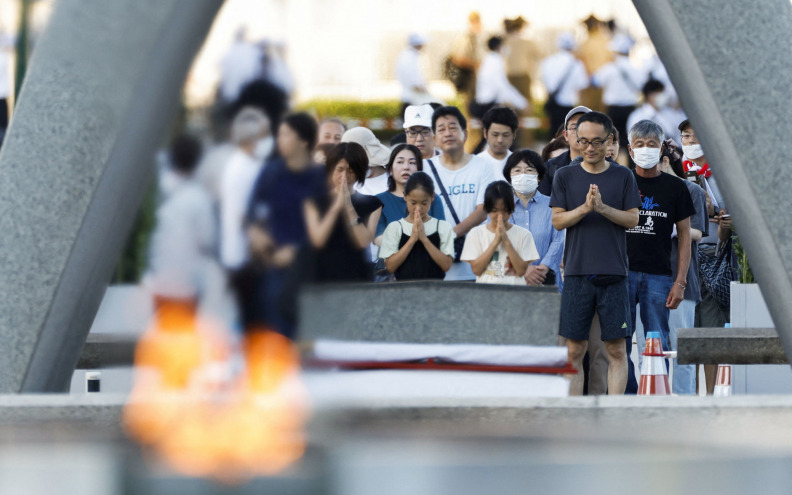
[312,340,568,367]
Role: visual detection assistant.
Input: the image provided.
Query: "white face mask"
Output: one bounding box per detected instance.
[652,92,671,109]
[683,144,704,160]
[632,147,661,169]
[511,174,539,195]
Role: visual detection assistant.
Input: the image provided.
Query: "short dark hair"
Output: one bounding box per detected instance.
[661,138,686,178]
[325,142,369,185]
[390,132,407,146]
[576,111,613,138]
[483,181,516,214]
[678,119,692,132]
[231,79,288,128]
[404,171,435,197]
[386,144,423,192]
[432,105,467,132]
[642,78,665,99]
[169,134,202,174]
[282,112,319,150]
[487,36,503,52]
[610,126,620,144]
[540,137,569,163]
[482,106,519,133]
[503,149,546,183]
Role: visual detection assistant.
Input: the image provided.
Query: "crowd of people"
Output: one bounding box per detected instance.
[399,13,686,160]
[145,14,735,397]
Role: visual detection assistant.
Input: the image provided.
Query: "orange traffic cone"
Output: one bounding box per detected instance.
[714,365,732,396]
[638,331,671,395]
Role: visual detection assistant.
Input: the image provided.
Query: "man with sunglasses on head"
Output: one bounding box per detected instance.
[550,111,641,396]
[538,106,591,196]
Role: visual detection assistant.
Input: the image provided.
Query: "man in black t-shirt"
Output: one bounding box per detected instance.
[624,120,695,394]
[550,112,641,396]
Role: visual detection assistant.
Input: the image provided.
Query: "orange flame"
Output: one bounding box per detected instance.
[122,298,309,483]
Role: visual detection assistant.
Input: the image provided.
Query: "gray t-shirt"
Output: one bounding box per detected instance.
[550,162,641,276]
[671,180,709,303]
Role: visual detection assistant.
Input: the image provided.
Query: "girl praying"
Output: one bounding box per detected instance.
[461,181,540,285]
[378,172,454,280]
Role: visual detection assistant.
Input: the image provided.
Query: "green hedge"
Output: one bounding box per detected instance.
[111,184,157,284]
[296,99,401,120]
[295,96,466,121]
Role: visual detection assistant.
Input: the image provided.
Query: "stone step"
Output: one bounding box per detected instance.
[78,334,138,369]
[299,281,561,346]
[676,327,788,364]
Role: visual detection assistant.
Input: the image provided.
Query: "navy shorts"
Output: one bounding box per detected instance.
[560,275,631,342]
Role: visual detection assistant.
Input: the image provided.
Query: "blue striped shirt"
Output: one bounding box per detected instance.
[509,191,565,274]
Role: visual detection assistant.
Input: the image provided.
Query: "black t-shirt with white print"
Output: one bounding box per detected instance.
[626,172,696,275]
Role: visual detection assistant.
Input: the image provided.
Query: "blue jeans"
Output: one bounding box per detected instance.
[625,271,673,394]
[259,268,296,340]
[669,299,697,394]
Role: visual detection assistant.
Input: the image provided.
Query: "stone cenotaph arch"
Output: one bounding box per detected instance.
[2,0,792,393]
[633,0,792,361]
[0,0,223,392]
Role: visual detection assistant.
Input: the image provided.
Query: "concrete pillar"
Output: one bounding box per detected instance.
[0,0,223,392]
[633,0,792,366]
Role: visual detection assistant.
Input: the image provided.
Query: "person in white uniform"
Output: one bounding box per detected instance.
[219,28,262,105]
[540,32,589,135]
[474,36,528,118]
[627,79,685,147]
[591,33,643,148]
[395,33,432,117]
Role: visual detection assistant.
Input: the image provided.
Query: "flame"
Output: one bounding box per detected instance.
[122,298,309,483]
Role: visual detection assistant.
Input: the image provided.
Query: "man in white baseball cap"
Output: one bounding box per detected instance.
[342,126,391,196]
[403,103,440,160]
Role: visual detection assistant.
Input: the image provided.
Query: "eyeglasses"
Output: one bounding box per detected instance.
[680,133,695,140]
[406,129,432,138]
[577,138,608,149]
